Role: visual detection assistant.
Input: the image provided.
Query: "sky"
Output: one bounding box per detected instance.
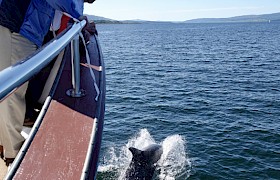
[84,0,280,21]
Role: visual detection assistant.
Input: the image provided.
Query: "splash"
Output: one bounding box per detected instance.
[158,135,191,180]
[98,129,191,179]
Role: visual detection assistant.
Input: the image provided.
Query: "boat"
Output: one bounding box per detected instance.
[0,20,105,179]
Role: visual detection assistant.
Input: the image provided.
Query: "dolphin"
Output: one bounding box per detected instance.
[125,144,163,180]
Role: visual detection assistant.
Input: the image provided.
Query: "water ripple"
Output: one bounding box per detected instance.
[97,22,280,179]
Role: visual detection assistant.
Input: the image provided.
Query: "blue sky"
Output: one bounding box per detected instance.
[84,0,280,21]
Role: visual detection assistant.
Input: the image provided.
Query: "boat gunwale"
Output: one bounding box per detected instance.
[80,34,106,180]
[2,21,106,180]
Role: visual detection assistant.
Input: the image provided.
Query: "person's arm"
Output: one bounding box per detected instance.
[46,0,84,19]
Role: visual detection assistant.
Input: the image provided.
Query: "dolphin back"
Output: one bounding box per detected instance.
[129,144,163,164]
[142,144,163,164]
[126,144,163,180]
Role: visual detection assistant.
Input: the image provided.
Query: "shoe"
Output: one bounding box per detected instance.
[0,145,3,159]
[7,163,12,172]
[4,158,15,167]
[23,118,35,127]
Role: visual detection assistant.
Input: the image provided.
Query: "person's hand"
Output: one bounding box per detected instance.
[84,0,95,3]
[83,21,98,43]
[78,16,98,43]
[78,16,97,35]
[84,21,98,36]
[78,15,88,23]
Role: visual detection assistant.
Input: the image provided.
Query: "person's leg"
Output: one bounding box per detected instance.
[25,58,55,122]
[0,27,37,159]
[25,30,56,125]
[0,25,11,69]
[0,25,13,158]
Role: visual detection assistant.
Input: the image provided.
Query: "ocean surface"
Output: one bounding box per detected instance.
[95,22,280,179]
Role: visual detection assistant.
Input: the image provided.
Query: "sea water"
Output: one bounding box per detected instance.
[96,22,280,179]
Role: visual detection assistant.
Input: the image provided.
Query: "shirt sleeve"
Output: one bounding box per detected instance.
[46,0,84,19]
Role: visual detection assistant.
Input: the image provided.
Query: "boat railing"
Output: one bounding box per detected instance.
[0,20,87,102]
[1,20,91,179]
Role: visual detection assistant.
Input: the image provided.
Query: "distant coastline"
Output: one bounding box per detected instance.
[184,12,280,23]
[86,12,280,24]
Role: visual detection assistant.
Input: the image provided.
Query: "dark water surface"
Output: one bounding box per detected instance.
[96,22,280,179]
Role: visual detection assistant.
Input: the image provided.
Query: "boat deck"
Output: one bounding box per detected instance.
[13,100,94,179]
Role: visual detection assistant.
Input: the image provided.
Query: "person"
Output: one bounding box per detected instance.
[0,0,95,166]
[24,10,67,127]
[24,0,97,127]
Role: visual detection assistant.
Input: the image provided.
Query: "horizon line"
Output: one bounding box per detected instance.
[86,11,280,22]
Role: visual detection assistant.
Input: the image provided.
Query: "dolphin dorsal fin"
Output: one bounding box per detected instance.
[129,147,142,157]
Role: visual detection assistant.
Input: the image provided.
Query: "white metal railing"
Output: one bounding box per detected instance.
[2,20,87,180]
[0,20,86,101]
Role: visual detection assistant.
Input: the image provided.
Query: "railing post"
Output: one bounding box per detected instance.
[66,34,86,97]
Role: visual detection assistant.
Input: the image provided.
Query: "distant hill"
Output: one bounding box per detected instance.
[85,12,280,24]
[185,12,280,23]
[85,14,122,24]
[85,15,157,24]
